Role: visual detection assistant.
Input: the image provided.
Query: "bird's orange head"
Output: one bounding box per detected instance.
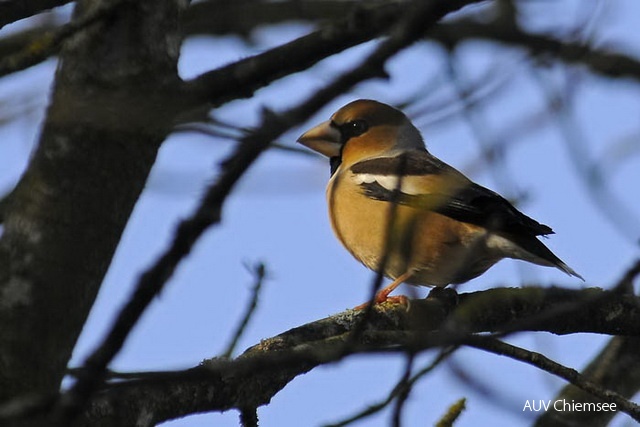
[297,99,425,168]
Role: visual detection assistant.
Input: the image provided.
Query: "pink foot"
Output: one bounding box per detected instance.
[354,294,409,310]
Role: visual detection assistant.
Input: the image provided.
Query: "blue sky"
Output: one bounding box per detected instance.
[1,1,640,426]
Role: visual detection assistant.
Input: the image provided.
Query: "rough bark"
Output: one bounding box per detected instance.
[71,287,640,426]
[0,0,185,406]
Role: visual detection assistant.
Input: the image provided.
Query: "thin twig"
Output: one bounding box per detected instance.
[445,356,532,419]
[174,122,318,157]
[443,53,522,206]
[529,66,640,243]
[612,258,640,294]
[180,1,405,110]
[222,262,267,358]
[434,398,466,427]
[427,20,640,83]
[392,354,415,427]
[324,347,456,427]
[466,336,640,422]
[408,55,523,130]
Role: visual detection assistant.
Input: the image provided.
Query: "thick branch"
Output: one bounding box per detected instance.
[179,1,404,110]
[67,286,640,426]
[6,5,640,114]
[179,13,640,114]
[182,0,359,37]
[0,0,71,29]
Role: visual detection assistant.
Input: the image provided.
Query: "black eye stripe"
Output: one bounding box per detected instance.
[338,119,369,141]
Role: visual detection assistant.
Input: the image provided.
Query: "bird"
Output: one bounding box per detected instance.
[297,99,583,305]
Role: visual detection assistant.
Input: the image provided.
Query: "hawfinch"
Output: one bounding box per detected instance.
[297,99,582,304]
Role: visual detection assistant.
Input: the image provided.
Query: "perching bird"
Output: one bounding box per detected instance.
[297,99,582,305]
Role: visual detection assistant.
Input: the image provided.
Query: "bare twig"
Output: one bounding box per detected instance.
[612,258,640,294]
[222,262,267,358]
[391,354,415,427]
[345,155,406,343]
[324,347,454,427]
[427,20,640,82]
[180,1,405,110]
[435,398,466,427]
[182,0,361,37]
[446,356,531,419]
[534,336,640,427]
[174,122,318,157]
[531,261,640,427]
[529,67,640,243]
[0,0,131,78]
[0,0,71,29]
[408,55,523,130]
[466,337,640,422]
[443,53,522,205]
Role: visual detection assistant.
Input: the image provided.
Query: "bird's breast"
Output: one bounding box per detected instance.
[326,170,499,286]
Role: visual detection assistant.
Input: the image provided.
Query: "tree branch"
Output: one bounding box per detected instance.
[466,337,640,422]
[428,20,640,82]
[0,0,71,30]
[534,336,640,427]
[179,1,404,110]
[182,0,360,37]
[0,0,132,79]
[534,259,640,427]
[57,286,640,426]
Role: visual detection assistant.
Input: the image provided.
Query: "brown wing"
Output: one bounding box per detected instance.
[351,151,554,237]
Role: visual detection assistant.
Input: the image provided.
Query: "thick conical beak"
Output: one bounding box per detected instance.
[297,120,342,158]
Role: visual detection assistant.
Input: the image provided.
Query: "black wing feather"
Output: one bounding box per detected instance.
[353,153,553,237]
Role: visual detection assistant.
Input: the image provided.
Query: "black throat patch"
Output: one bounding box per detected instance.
[329,156,342,176]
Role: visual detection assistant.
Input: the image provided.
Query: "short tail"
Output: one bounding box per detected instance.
[502,233,584,281]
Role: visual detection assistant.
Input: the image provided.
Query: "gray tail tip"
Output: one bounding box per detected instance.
[558,262,585,281]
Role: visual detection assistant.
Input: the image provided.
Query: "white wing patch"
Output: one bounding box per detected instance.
[351,173,426,195]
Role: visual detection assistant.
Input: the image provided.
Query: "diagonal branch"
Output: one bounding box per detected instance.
[534,259,640,427]
[179,1,404,110]
[221,262,267,358]
[182,0,361,37]
[427,20,640,82]
[0,0,131,78]
[0,0,71,29]
[534,336,640,427]
[36,285,640,426]
[466,337,640,422]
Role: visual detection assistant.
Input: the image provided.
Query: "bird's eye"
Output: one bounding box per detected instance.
[342,119,369,139]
